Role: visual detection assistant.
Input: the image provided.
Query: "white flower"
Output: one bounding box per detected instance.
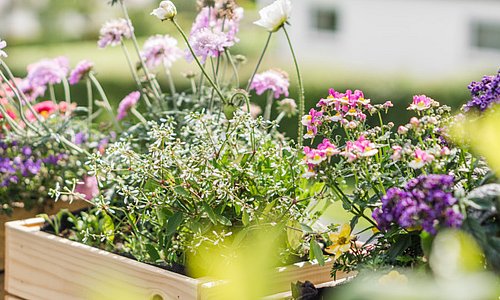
[151,1,177,21]
[254,0,292,32]
[0,39,7,58]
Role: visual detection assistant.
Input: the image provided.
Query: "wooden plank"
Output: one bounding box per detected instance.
[0,200,88,271]
[5,218,350,299]
[5,218,200,300]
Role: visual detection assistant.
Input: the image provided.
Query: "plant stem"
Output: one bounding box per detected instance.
[131,107,148,125]
[62,78,72,117]
[170,19,225,103]
[89,73,121,131]
[164,67,177,110]
[264,91,273,121]
[49,84,56,101]
[120,41,152,108]
[246,32,272,91]
[225,49,239,88]
[283,26,305,148]
[86,78,93,139]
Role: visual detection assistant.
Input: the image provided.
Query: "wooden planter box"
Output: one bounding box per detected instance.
[0,200,87,271]
[5,217,350,299]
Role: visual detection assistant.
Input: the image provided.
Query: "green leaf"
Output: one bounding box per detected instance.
[242,210,250,226]
[100,212,115,242]
[166,211,183,236]
[202,203,217,224]
[173,186,190,197]
[145,243,160,261]
[287,220,303,250]
[300,223,314,233]
[263,199,276,216]
[310,239,325,266]
[217,215,232,226]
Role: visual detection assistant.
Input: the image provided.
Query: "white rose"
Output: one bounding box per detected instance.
[151,1,177,21]
[254,0,292,32]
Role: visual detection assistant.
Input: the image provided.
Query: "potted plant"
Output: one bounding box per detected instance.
[4,0,351,299]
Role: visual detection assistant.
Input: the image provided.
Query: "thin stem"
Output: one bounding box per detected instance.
[264,91,274,121]
[283,26,305,148]
[86,78,93,139]
[49,84,56,101]
[131,108,148,125]
[164,67,177,110]
[171,19,225,103]
[0,101,25,135]
[88,73,121,131]
[62,78,72,117]
[120,41,152,108]
[190,77,197,94]
[225,49,240,88]
[246,32,272,91]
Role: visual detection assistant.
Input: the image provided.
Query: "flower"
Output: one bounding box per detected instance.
[151,1,177,21]
[188,28,232,63]
[277,98,297,117]
[397,125,408,135]
[190,4,244,46]
[26,56,69,88]
[301,108,322,139]
[254,0,292,32]
[0,39,8,58]
[74,176,99,200]
[25,100,59,122]
[18,79,46,102]
[250,69,290,99]
[408,148,434,169]
[303,146,327,165]
[391,145,403,161]
[117,91,140,120]
[317,138,340,157]
[378,270,408,286]
[464,69,500,112]
[325,224,354,259]
[141,35,182,69]
[241,102,262,118]
[97,19,133,48]
[68,60,94,85]
[408,94,435,111]
[344,135,378,158]
[373,174,463,235]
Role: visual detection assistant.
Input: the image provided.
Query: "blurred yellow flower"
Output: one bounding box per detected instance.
[378,270,408,286]
[325,224,354,259]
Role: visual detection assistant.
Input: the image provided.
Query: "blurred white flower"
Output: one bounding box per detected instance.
[151,1,177,21]
[254,0,292,32]
[0,40,7,58]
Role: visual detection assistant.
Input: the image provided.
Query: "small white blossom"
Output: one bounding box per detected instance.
[151,1,177,21]
[254,0,292,32]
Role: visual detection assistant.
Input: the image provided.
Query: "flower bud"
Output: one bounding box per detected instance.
[277,98,297,117]
[398,125,409,135]
[151,1,177,21]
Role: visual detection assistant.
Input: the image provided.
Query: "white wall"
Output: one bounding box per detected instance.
[259,0,500,78]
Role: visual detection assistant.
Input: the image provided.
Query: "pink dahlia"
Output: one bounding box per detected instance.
[69,60,94,85]
[98,19,134,48]
[117,91,140,120]
[26,56,69,88]
[250,69,289,99]
[141,34,182,69]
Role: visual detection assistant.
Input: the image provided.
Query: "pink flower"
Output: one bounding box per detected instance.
[241,102,262,118]
[0,39,8,58]
[408,148,434,169]
[383,101,393,109]
[188,28,232,63]
[18,79,46,102]
[397,125,409,135]
[98,19,133,48]
[317,138,340,157]
[408,95,435,111]
[410,117,420,127]
[303,146,327,165]
[301,108,323,139]
[250,69,289,99]
[69,60,94,85]
[190,5,244,46]
[27,56,69,88]
[141,34,182,69]
[25,100,59,122]
[391,145,403,161]
[74,176,99,200]
[354,135,378,157]
[117,91,140,120]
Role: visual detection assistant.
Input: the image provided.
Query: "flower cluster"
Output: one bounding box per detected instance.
[26,56,69,88]
[250,69,290,99]
[373,174,463,235]
[464,69,500,112]
[407,95,437,111]
[97,18,134,48]
[140,34,182,69]
[69,60,94,85]
[117,91,140,120]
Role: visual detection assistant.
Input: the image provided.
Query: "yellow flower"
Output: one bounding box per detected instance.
[325,224,354,259]
[378,270,408,286]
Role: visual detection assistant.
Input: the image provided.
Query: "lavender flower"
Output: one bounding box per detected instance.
[188,28,232,63]
[98,19,134,49]
[373,174,463,235]
[26,56,69,88]
[19,79,46,102]
[141,35,182,69]
[117,91,140,120]
[0,39,7,58]
[250,69,290,99]
[190,4,243,46]
[69,60,94,85]
[464,69,500,112]
[74,132,87,145]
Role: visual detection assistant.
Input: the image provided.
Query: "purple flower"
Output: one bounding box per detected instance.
[21,159,42,176]
[43,155,60,165]
[98,19,133,49]
[21,146,32,157]
[188,28,232,63]
[26,56,69,88]
[140,35,182,69]
[464,69,500,112]
[250,69,290,99]
[117,91,140,121]
[69,60,94,85]
[74,132,87,145]
[190,5,243,46]
[19,79,46,102]
[373,174,463,235]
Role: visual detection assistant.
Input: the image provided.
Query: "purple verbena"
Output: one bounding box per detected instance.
[464,69,500,112]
